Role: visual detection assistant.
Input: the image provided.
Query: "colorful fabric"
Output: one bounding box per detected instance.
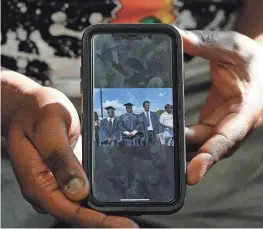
[1,0,242,96]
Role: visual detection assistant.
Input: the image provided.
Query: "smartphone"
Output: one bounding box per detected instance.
[81,23,185,215]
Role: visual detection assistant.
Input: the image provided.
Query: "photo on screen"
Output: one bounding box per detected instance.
[92,88,175,202]
[93,88,174,147]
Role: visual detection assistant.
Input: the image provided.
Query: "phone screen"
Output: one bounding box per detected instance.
[91,33,177,204]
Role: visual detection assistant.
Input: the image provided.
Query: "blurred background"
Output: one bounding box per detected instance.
[4,1,263,228]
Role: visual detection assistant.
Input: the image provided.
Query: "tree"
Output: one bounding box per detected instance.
[156,109,165,116]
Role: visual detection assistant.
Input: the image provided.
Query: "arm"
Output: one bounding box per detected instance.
[132,114,141,135]
[236,0,263,45]
[159,114,172,129]
[159,114,165,128]
[153,112,161,134]
[112,119,121,141]
[160,124,172,130]
[98,120,109,143]
[137,113,147,136]
[119,115,129,135]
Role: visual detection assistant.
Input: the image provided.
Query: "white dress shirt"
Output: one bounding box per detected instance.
[107,117,114,123]
[144,111,153,131]
[159,111,173,128]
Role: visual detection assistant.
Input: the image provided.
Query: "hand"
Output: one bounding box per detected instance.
[180,29,263,185]
[156,135,160,141]
[107,138,112,144]
[7,87,138,228]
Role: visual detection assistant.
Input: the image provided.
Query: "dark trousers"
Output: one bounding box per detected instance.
[147,131,156,146]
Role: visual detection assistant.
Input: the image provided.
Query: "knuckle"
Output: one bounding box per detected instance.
[35,170,59,193]
[216,133,233,151]
[232,40,240,52]
[214,133,234,159]
[192,30,219,46]
[200,133,234,162]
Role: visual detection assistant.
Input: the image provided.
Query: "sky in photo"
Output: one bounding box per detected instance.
[94,88,173,117]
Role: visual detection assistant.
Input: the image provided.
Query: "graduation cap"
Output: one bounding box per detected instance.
[105,106,116,110]
[124,103,134,107]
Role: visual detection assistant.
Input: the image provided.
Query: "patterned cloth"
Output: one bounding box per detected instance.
[1,0,242,96]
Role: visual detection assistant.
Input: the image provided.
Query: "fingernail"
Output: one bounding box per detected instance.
[65,177,84,194]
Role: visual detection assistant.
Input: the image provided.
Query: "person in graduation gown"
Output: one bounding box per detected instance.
[139,100,160,146]
[99,106,120,146]
[119,103,142,146]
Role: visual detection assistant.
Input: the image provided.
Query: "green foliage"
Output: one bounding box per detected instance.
[156,109,165,116]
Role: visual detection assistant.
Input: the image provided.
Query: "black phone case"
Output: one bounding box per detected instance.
[81,23,186,215]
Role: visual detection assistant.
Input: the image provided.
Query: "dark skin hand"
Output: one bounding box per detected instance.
[2,29,263,227]
[2,71,137,228]
[180,29,263,185]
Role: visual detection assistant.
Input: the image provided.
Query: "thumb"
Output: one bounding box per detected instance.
[28,112,89,201]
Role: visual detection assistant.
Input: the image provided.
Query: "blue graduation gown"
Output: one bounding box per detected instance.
[119,113,142,146]
[99,117,120,146]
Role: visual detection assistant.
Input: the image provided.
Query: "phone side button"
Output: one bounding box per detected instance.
[81,112,84,125]
[80,79,83,95]
[80,66,83,94]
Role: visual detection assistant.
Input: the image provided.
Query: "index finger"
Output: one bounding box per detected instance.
[40,183,138,228]
[8,125,138,228]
